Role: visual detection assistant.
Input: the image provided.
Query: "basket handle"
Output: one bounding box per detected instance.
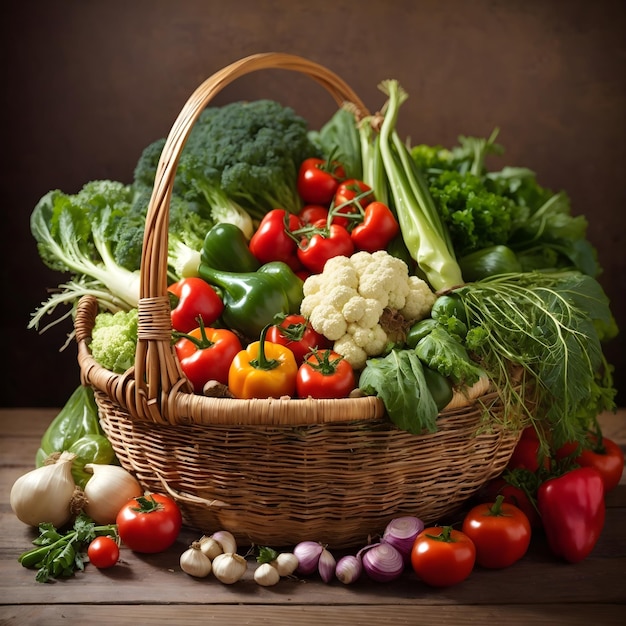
[133,53,369,420]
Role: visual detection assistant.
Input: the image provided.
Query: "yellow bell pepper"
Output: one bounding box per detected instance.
[228,325,298,399]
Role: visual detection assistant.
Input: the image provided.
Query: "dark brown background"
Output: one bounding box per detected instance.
[2,0,624,408]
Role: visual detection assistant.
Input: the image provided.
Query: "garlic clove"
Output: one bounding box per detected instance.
[198,535,223,560]
[272,552,299,577]
[180,541,212,578]
[211,552,247,584]
[318,547,336,583]
[254,562,280,587]
[211,530,237,555]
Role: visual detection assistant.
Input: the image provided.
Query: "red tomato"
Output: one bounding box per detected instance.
[350,201,399,252]
[297,158,346,205]
[507,434,550,473]
[410,526,476,587]
[480,475,542,528]
[332,179,374,228]
[297,221,354,274]
[296,350,355,399]
[116,493,183,554]
[87,536,120,569]
[556,435,624,492]
[298,204,329,225]
[266,314,330,365]
[462,496,532,568]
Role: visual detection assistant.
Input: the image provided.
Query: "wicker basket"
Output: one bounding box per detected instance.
[75,52,524,549]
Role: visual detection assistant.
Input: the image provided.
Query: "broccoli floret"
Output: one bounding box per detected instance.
[90,308,139,373]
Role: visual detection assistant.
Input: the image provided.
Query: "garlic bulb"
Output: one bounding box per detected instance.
[254,562,280,587]
[10,451,79,527]
[83,464,143,524]
[272,552,299,577]
[211,530,237,555]
[211,552,247,584]
[199,535,223,560]
[180,542,212,578]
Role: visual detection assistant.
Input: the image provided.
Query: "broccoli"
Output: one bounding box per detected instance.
[134,100,321,222]
[90,308,138,373]
[29,181,142,340]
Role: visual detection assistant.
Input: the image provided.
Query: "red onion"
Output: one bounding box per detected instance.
[382,516,424,564]
[335,554,363,584]
[293,541,323,575]
[318,547,336,583]
[358,542,404,582]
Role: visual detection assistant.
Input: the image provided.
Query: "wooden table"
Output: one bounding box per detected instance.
[1,408,624,625]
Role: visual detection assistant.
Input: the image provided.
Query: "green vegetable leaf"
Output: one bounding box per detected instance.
[359,350,439,434]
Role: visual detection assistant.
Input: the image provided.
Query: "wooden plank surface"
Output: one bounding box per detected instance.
[1,408,625,625]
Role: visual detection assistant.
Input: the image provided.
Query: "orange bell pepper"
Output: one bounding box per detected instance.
[228,325,298,399]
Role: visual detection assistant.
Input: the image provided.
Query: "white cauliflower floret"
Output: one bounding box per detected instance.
[300,250,437,369]
[401,275,438,320]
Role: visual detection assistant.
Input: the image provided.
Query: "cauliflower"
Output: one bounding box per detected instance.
[90,308,139,374]
[300,250,436,369]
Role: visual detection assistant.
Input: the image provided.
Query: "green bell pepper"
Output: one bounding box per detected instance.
[198,261,303,339]
[201,222,260,273]
[458,245,522,282]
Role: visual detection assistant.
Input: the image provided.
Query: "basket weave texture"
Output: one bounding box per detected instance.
[75,52,523,549]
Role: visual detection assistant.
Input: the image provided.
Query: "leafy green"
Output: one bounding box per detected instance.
[18,513,118,583]
[415,326,484,386]
[359,349,439,434]
[454,271,617,448]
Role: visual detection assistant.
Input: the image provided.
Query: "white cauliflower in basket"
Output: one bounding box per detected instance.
[300,250,436,369]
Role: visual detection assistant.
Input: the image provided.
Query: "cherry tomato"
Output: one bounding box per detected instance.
[116,493,183,554]
[556,435,624,492]
[462,496,532,569]
[296,349,356,399]
[410,526,476,587]
[87,536,120,569]
[297,158,345,205]
[267,314,330,365]
[298,204,329,225]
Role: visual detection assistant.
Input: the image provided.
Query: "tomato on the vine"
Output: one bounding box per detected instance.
[410,526,476,587]
[116,493,183,554]
[266,314,330,365]
[332,178,374,228]
[462,495,532,569]
[87,535,120,569]
[298,204,329,226]
[296,349,355,399]
[297,221,354,274]
[297,158,345,205]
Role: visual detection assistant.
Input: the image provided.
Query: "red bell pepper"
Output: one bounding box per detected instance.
[248,209,303,272]
[350,201,399,253]
[168,277,224,333]
[174,319,242,392]
[537,466,605,563]
[296,220,354,274]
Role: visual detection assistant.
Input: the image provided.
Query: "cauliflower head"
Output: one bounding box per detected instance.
[90,308,139,374]
[300,251,436,369]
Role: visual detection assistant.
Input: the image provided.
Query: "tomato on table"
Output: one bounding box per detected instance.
[410,526,476,587]
[116,493,183,554]
[87,535,120,569]
[462,495,532,568]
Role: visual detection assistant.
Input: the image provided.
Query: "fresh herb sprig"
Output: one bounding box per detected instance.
[18,513,118,583]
